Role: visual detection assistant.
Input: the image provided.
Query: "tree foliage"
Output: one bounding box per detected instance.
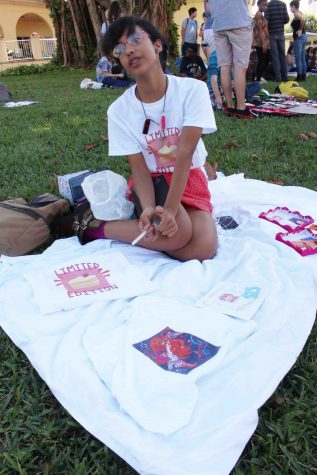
[305,14,317,33]
[45,0,186,67]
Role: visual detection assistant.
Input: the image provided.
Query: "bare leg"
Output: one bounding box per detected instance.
[202,45,211,61]
[167,208,217,261]
[211,75,222,106]
[234,66,247,110]
[220,65,234,108]
[104,204,193,253]
[97,205,217,261]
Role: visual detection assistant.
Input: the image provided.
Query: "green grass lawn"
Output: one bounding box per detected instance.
[0,69,316,474]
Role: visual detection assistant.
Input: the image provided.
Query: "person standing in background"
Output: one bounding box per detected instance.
[199,12,206,45]
[208,0,256,119]
[101,1,123,36]
[181,7,198,56]
[252,0,270,82]
[201,0,214,61]
[290,0,307,81]
[265,0,289,82]
[101,8,109,36]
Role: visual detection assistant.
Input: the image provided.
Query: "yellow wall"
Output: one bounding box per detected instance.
[16,15,53,38]
[174,0,205,51]
[0,0,54,40]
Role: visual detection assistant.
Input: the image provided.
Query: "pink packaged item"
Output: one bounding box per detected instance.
[259,207,314,232]
[276,228,317,256]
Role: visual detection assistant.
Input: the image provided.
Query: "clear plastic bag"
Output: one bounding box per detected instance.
[81,170,134,220]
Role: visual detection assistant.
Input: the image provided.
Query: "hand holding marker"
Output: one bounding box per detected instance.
[131,217,161,246]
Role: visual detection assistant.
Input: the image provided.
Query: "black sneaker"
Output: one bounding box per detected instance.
[225,107,254,119]
[224,107,237,116]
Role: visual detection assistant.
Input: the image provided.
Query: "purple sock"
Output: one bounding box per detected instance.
[83,221,107,242]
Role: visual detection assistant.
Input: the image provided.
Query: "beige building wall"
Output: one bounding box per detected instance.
[0,0,54,40]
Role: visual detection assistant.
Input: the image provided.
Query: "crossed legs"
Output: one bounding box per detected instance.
[102,204,217,262]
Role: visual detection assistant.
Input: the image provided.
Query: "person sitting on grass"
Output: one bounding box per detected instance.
[179,44,208,81]
[305,46,313,72]
[76,16,218,262]
[286,45,296,73]
[96,55,132,88]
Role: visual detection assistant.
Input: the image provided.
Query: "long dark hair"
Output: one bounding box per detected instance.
[108,1,123,23]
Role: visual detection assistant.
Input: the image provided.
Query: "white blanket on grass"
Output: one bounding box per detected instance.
[1,174,316,475]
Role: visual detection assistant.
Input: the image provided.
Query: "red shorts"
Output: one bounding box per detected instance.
[128,168,212,213]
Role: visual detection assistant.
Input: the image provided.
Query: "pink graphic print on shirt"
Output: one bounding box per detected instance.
[54,262,118,297]
[145,127,181,172]
[219,293,239,303]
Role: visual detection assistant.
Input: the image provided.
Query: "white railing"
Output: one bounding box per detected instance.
[5,39,33,61]
[40,38,57,58]
[2,38,57,62]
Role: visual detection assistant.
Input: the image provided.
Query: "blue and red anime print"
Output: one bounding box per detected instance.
[133,327,220,375]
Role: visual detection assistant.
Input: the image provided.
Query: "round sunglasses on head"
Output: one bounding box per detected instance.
[112,31,149,58]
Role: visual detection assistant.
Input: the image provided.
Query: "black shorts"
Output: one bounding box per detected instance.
[131,175,169,218]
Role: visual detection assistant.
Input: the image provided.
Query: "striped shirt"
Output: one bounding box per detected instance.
[265,0,289,35]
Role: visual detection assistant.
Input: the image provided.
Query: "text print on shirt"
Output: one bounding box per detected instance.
[54,262,119,297]
[145,126,184,173]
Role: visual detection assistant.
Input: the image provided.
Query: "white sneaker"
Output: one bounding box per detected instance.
[260,77,267,83]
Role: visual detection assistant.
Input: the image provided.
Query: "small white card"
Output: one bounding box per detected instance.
[197,282,266,320]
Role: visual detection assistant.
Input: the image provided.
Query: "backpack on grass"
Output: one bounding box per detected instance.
[0,83,12,101]
[0,194,69,256]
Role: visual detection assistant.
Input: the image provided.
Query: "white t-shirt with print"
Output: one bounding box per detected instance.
[107,75,217,173]
[24,252,156,315]
[83,296,256,435]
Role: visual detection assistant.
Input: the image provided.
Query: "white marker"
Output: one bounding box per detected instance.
[131,229,148,246]
[131,218,161,246]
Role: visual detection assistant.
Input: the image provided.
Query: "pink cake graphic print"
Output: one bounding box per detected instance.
[54,262,118,297]
[145,127,181,171]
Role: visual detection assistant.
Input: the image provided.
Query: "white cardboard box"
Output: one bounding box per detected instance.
[57,170,89,205]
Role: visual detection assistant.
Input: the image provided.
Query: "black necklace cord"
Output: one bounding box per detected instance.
[136,76,168,134]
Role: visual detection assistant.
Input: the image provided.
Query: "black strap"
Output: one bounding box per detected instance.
[186,18,197,31]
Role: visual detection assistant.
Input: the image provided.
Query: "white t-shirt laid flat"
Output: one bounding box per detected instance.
[108,75,217,173]
[83,296,256,435]
[24,252,156,315]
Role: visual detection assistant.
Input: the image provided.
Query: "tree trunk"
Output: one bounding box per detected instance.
[45,0,186,67]
[85,0,103,55]
[86,0,102,41]
[67,0,86,65]
[122,0,135,14]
